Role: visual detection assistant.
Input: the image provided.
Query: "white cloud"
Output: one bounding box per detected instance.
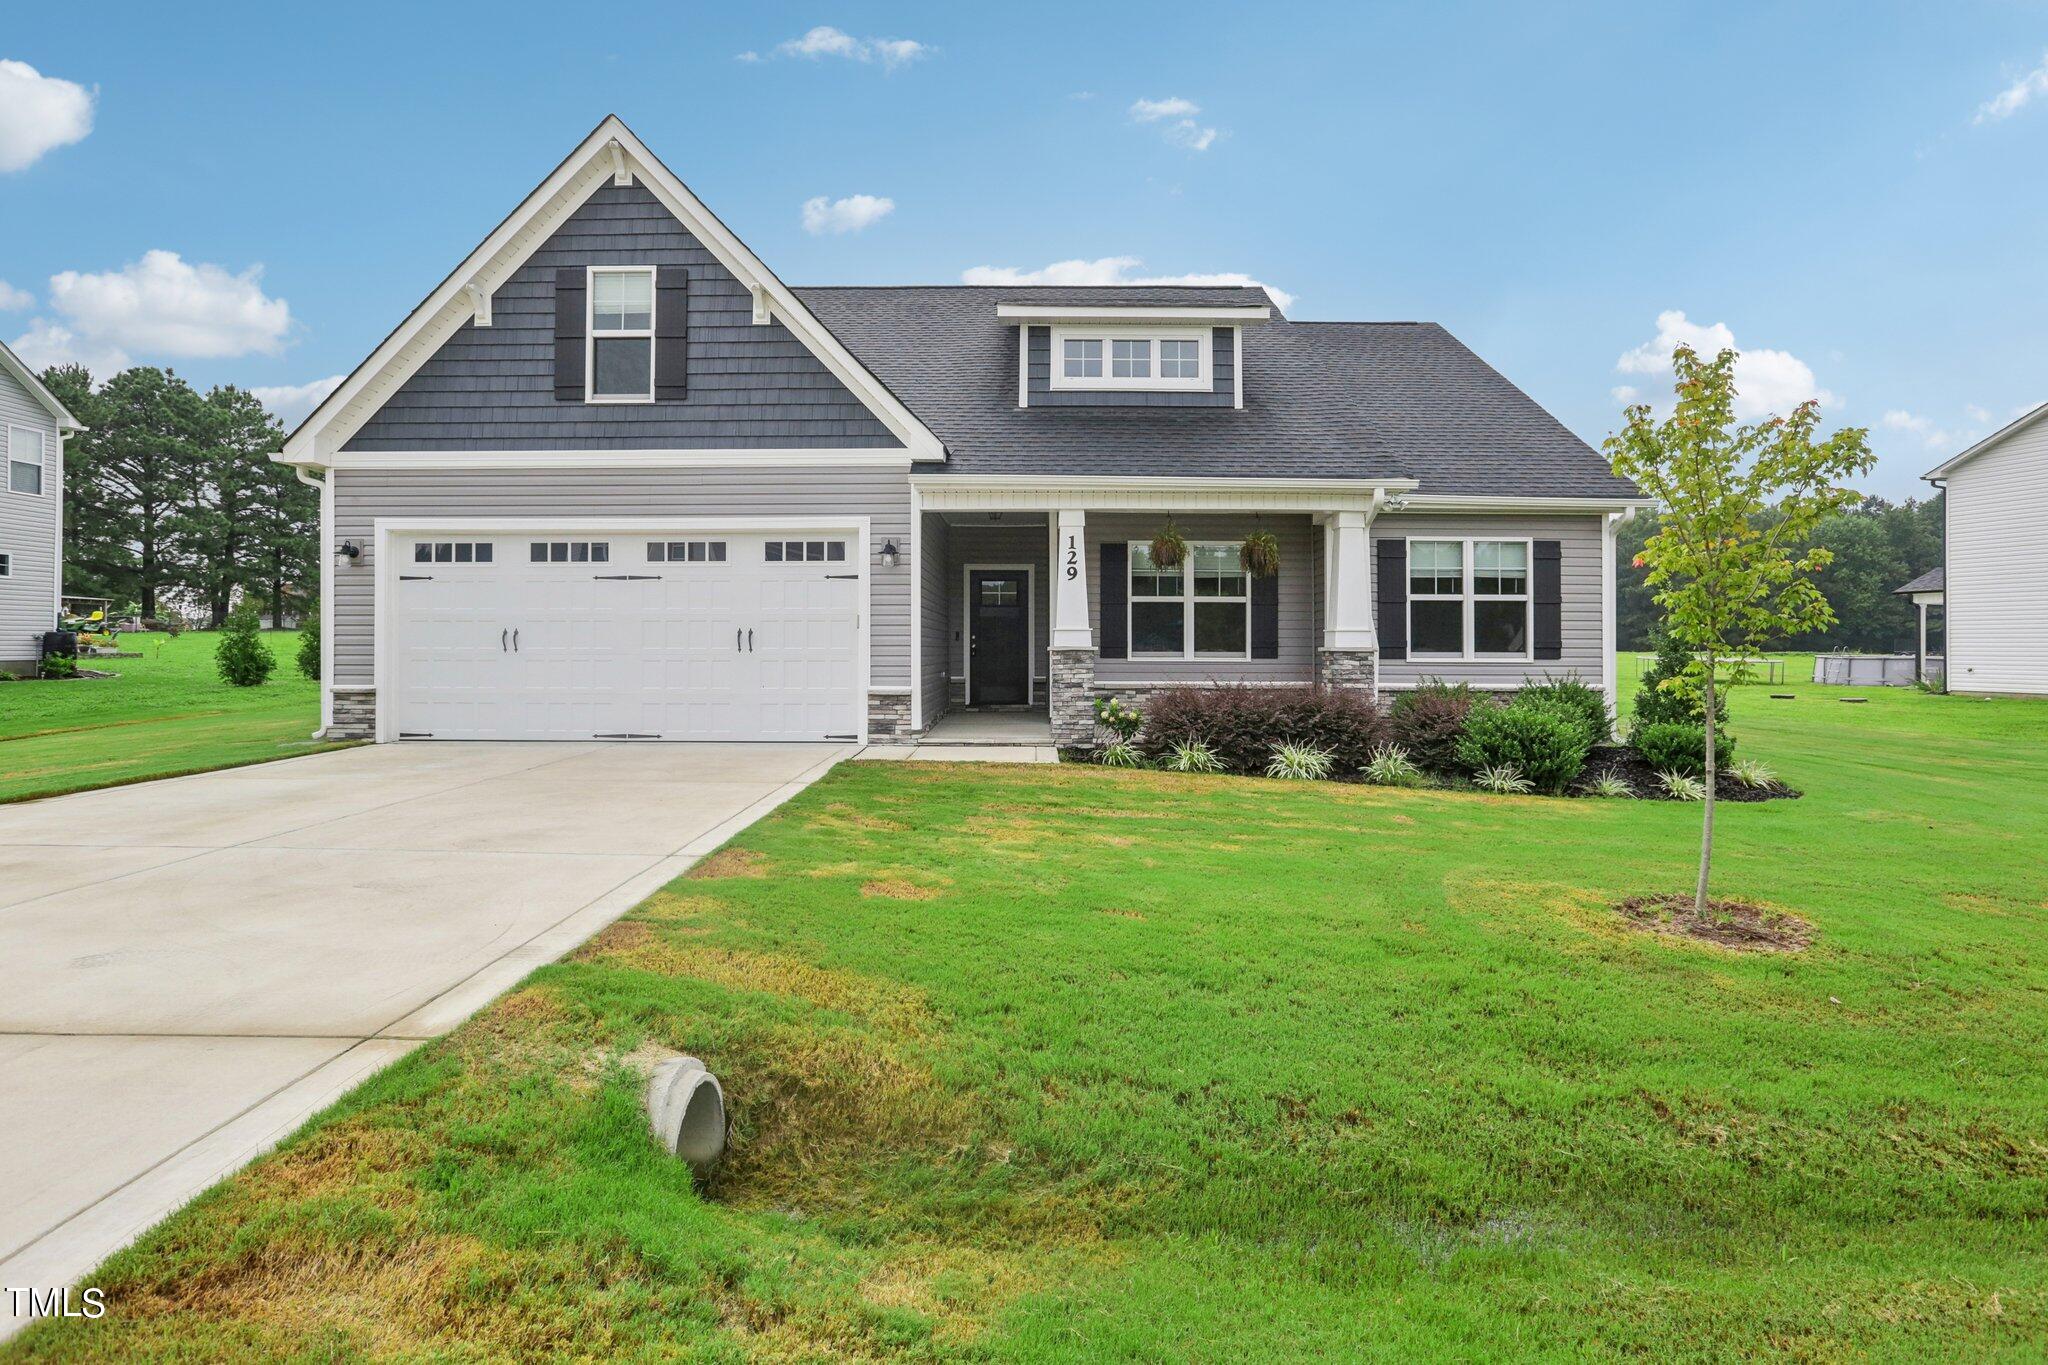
[1614,309,1835,421]
[760,26,929,70]
[1129,95,1217,152]
[735,50,761,63]
[0,59,94,172]
[802,193,895,235]
[959,256,1294,311]
[250,374,345,426]
[46,250,291,360]
[0,280,33,311]
[1975,51,2048,123]
[8,317,129,376]
[1965,403,1993,424]
[1610,385,1639,404]
[1882,407,1993,453]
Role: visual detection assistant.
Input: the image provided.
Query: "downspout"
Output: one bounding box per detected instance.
[294,464,333,738]
[1603,506,1640,731]
[1931,476,1949,693]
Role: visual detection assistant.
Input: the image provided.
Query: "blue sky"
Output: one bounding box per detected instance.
[4,1,2045,498]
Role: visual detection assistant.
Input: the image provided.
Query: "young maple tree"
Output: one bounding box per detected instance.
[1606,345,1872,913]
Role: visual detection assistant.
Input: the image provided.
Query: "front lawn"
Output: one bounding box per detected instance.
[15,671,2048,1359]
[0,631,351,804]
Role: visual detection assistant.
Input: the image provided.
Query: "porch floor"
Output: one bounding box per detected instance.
[920,710,1053,745]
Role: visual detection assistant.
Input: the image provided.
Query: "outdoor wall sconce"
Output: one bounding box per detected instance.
[334,540,362,566]
[879,539,900,570]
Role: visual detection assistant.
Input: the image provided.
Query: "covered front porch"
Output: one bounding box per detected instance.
[911,480,1407,747]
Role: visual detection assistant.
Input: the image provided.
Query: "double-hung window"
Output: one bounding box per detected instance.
[1054,328,1207,391]
[1408,539,1530,657]
[7,426,44,496]
[1129,541,1249,658]
[588,267,655,402]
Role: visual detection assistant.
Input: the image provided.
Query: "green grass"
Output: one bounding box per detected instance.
[0,631,353,803]
[14,666,2048,1360]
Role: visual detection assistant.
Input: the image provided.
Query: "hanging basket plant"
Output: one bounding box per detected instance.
[1240,531,1281,578]
[1149,520,1189,569]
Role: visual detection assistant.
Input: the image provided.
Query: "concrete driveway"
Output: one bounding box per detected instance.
[0,740,848,1335]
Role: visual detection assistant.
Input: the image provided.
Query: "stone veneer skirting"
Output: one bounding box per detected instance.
[1316,647,1378,694]
[866,690,914,744]
[329,689,376,740]
[1048,648,1099,747]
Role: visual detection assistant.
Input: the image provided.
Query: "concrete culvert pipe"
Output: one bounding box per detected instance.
[645,1055,727,1173]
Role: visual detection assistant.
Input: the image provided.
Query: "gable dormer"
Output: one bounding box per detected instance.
[996,300,1271,411]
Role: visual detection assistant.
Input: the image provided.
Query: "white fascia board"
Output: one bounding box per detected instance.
[0,338,83,430]
[994,304,1271,322]
[283,115,946,464]
[310,448,914,471]
[1387,494,1658,514]
[1924,400,2048,481]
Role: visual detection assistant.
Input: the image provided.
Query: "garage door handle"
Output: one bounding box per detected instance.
[736,629,742,652]
[747,629,754,652]
[513,629,519,652]
[501,629,508,652]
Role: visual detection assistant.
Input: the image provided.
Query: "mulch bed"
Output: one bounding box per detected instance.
[1616,894,1813,952]
[1574,745,1801,802]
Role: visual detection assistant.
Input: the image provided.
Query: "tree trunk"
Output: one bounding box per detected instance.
[1696,658,1717,915]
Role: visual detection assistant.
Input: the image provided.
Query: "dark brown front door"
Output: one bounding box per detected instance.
[968,570,1029,706]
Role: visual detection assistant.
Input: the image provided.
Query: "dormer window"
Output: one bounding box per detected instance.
[1050,326,1208,392]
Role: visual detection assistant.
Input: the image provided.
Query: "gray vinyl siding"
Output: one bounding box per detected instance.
[331,468,912,688]
[0,371,59,668]
[345,182,902,452]
[944,519,1052,703]
[1024,326,1236,408]
[1089,513,1316,683]
[918,511,950,724]
[1373,513,1606,689]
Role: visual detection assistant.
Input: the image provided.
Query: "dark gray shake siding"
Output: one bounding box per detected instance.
[330,468,913,689]
[1372,513,1606,689]
[1024,326,1236,408]
[345,182,903,451]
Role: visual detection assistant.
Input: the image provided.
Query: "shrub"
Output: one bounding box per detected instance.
[1631,721,1735,777]
[1387,680,1477,775]
[1474,763,1533,795]
[1165,740,1223,774]
[296,607,321,682]
[1582,769,1635,798]
[39,654,79,680]
[1513,676,1611,747]
[1362,744,1424,787]
[215,605,276,687]
[1656,769,1706,801]
[1139,685,1385,777]
[1099,740,1142,768]
[1265,743,1334,781]
[1633,626,1727,728]
[1454,703,1592,794]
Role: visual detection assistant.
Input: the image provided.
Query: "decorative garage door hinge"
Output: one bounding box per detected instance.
[824,573,860,580]
[398,575,433,581]
[594,574,661,581]
[398,731,434,738]
[594,732,662,739]
[824,733,858,740]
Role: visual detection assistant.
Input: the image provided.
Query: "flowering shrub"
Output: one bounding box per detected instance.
[1093,695,1143,742]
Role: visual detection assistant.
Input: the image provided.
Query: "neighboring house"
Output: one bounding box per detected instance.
[277,117,1647,746]
[0,338,81,674]
[1925,403,2048,696]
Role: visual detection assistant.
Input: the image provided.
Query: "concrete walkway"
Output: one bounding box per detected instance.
[0,740,849,1338]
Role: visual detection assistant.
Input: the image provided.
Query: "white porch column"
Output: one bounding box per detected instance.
[1051,508,1091,648]
[1323,510,1375,649]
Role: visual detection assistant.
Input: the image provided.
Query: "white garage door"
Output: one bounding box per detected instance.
[388,531,862,741]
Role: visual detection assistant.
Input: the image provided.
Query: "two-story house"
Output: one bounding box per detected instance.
[1,338,80,674]
[278,117,1647,746]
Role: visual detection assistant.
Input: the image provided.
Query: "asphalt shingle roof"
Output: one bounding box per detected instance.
[1894,567,1945,595]
[793,285,1640,498]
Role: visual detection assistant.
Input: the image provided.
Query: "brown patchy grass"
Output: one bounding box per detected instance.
[689,846,769,879]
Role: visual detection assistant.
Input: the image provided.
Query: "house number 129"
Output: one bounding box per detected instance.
[1065,534,1078,580]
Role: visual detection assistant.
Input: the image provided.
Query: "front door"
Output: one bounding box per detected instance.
[968,569,1029,706]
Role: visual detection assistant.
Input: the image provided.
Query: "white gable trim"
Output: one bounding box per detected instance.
[1925,401,2048,482]
[279,115,944,466]
[0,339,83,431]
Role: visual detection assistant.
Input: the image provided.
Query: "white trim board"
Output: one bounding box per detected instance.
[995,304,1271,322]
[0,338,83,431]
[278,116,944,466]
[320,449,916,471]
[1925,400,2048,481]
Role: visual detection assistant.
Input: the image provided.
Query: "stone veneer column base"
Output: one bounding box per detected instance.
[329,689,376,740]
[1317,648,1378,699]
[865,691,914,744]
[1048,647,1099,747]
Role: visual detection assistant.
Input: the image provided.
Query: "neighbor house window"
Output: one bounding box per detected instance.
[1053,328,1207,391]
[7,426,44,496]
[1408,539,1530,657]
[588,267,654,401]
[1129,541,1249,658]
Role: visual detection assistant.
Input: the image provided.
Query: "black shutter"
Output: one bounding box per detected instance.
[1533,539,1563,660]
[553,267,585,402]
[1099,542,1128,659]
[1375,538,1407,660]
[655,267,688,401]
[1251,563,1279,659]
